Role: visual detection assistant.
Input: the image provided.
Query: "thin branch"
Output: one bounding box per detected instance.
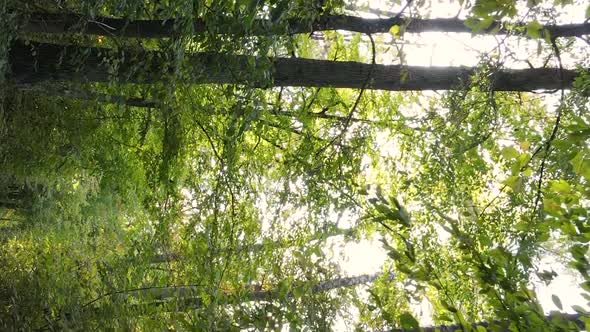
[193,110,223,164]
[257,118,328,142]
[315,32,377,156]
[532,38,566,214]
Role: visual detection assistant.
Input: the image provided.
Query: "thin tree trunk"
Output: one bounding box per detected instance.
[386,313,585,332]
[0,180,41,211]
[128,272,387,303]
[20,84,158,108]
[20,88,373,124]
[10,41,582,91]
[150,226,354,263]
[23,13,590,39]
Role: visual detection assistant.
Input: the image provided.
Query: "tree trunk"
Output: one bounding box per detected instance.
[23,13,590,39]
[150,226,355,263]
[20,84,158,108]
[386,313,585,332]
[0,178,41,211]
[9,41,581,92]
[128,272,387,303]
[21,88,374,124]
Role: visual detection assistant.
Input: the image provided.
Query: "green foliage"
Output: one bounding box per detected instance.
[0,0,588,330]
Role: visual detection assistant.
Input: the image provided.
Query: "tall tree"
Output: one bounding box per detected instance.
[2,0,590,331]
[10,41,582,91]
[22,12,590,38]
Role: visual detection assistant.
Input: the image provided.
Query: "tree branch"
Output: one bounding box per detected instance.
[23,13,590,39]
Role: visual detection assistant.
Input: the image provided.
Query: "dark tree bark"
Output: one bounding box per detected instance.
[9,41,583,91]
[23,13,590,39]
[19,88,379,125]
[0,178,42,211]
[20,84,158,108]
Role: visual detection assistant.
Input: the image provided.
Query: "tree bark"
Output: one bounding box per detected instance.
[20,88,375,124]
[10,41,582,92]
[150,226,355,263]
[128,272,387,303]
[23,13,590,39]
[0,179,42,211]
[386,313,585,332]
[20,84,158,108]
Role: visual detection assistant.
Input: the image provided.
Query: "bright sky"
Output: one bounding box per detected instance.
[322,0,589,329]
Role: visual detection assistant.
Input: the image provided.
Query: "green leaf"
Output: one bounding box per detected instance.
[549,180,571,194]
[527,0,541,6]
[379,238,394,251]
[543,197,562,216]
[374,203,393,215]
[515,221,529,231]
[504,175,523,193]
[464,17,495,32]
[526,20,543,39]
[277,280,291,299]
[389,25,401,37]
[397,264,414,275]
[292,286,305,298]
[570,244,588,260]
[437,313,453,322]
[572,305,589,315]
[570,151,590,179]
[551,294,563,310]
[387,247,403,260]
[441,300,458,313]
[543,28,552,44]
[501,146,519,160]
[399,312,420,329]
